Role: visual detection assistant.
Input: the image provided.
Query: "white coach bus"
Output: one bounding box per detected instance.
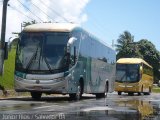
[14,23,116,100]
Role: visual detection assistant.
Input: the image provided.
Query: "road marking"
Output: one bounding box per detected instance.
[149,100,160,102]
[82,106,113,112]
[34,105,60,109]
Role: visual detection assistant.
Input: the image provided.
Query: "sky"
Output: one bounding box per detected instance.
[0,0,160,51]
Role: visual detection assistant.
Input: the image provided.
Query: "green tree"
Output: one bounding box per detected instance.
[138,39,160,82]
[116,31,160,83]
[116,31,141,59]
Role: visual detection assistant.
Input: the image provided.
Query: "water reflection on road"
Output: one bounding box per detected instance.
[106,100,154,120]
[0,93,160,120]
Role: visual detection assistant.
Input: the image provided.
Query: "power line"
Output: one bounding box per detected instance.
[17,0,43,22]
[30,1,56,22]
[39,0,69,22]
[8,4,35,21]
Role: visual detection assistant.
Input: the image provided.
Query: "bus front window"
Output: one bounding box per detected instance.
[43,33,69,70]
[116,64,139,83]
[16,32,69,74]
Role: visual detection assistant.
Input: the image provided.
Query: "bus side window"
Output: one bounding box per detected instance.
[70,45,75,66]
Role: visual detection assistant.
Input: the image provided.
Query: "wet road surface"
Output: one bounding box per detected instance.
[0,93,160,120]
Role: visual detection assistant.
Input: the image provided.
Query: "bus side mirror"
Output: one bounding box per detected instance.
[67,37,77,53]
[140,66,143,79]
[74,46,76,64]
[140,66,143,73]
[67,37,77,65]
[4,42,8,60]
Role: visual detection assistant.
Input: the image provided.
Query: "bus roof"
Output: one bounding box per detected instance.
[117,58,152,68]
[23,23,79,32]
[23,23,115,50]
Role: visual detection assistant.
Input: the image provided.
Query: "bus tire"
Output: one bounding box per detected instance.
[69,79,83,100]
[96,93,105,98]
[69,93,76,100]
[148,87,151,95]
[31,92,42,100]
[118,92,121,95]
[128,92,134,96]
[144,92,149,95]
[138,92,141,96]
[96,82,108,98]
[144,87,151,95]
[141,86,143,94]
[105,82,108,97]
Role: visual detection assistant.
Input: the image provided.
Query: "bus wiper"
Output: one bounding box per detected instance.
[120,72,126,82]
[26,46,39,71]
[43,56,53,73]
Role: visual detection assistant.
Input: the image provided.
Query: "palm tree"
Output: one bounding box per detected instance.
[116,31,141,59]
[116,31,134,52]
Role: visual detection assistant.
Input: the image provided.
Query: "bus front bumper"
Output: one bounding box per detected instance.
[115,83,140,93]
[15,77,68,94]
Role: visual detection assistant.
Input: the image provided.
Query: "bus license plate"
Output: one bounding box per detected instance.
[34,86,42,90]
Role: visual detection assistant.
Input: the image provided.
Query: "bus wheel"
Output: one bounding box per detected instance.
[149,87,151,95]
[69,79,83,100]
[128,92,134,96]
[96,82,108,98]
[31,92,42,100]
[105,82,108,97]
[96,93,105,98]
[76,84,82,100]
[138,92,141,96]
[118,92,121,95]
[69,93,76,100]
[144,87,151,95]
[144,92,149,95]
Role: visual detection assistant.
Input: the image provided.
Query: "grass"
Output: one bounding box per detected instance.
[0,48,16,89]
[152,86,160,93]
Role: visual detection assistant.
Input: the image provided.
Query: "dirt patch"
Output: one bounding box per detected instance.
[0,90,30,99]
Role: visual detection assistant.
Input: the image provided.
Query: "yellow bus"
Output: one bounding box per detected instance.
[115,58,153,95]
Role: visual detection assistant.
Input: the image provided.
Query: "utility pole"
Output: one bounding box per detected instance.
[0,0,9,75]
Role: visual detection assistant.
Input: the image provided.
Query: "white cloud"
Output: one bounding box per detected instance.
[0,0,90,41]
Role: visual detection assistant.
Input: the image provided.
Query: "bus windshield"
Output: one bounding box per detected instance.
[116,64,140,83]
[15,32,69,74]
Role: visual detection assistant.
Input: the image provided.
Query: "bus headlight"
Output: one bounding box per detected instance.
[15,76,23,81]
[54,77,64,82]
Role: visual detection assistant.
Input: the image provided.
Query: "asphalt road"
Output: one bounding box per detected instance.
[0,93,160,120]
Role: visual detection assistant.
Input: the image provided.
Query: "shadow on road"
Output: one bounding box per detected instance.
[0,95,95,102]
